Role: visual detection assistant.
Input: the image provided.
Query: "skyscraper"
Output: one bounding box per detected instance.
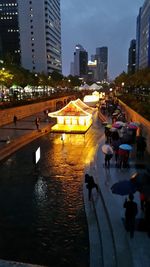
[73,44,88,78]
[0,0,20,64]
[0,0,62,75]
[136,0,150,70]
[128,39,136,74]
[95,47,108,81]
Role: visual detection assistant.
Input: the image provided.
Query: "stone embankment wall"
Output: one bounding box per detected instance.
[119,100,150,153]
[0,95,75,127]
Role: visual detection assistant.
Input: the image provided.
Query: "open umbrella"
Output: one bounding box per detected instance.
[105,124,112,129]
[111,180,138,196]
[102,144,113,154]
[129,122,140,127]
[115,121,126,126]
[128,124,138,130]
[102,121,109,126]
[110,127,118,132]
[112,123,122,129]
[119,144,132,151]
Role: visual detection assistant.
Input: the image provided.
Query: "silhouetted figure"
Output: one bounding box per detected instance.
[118,148,129,168]
[13,115,17,126]
[124,193,138,238]
[35,117,40,130]
[85,174,98,201]
[104,126,111,143]
[144,197,150,237]
[136,135,146,159]
[105,153,113,168]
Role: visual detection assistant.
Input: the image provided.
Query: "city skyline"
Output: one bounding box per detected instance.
[61,0,144,80]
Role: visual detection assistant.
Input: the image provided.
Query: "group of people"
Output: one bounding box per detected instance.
[101,98,147,169]
[84,173,150,238]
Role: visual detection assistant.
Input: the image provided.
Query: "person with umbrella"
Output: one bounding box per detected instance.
[118,144,132,169]
[102,142,113,168]
[123,193,138,238]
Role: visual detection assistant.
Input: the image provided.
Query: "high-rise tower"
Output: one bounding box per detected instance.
[95,46,108,81]
[136,0,150,70]
[0,0,20,64]
[128,39,136,74]
[0,0,62,74]
[18,0,62,74]
[73,44,88,78]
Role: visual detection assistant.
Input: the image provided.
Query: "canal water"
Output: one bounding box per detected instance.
[0,133,90,267]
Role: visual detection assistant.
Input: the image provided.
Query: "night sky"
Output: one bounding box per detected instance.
[61,0,144,80]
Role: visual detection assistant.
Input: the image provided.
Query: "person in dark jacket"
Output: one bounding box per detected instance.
[13,115,17,126]
[144,197,150,238]
[123,193,138,238]
[85,174,98,201]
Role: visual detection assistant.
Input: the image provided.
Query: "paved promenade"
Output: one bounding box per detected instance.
[84,134,150,267]
[0,112,150,267]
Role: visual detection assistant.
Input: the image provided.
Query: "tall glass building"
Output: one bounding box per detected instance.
[0,0,62,74]
[95,47,108,81]
[128,39,136,74]
[136,0,150,69]
[73,44,88,78]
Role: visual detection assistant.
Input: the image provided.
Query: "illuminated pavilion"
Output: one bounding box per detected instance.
[48,99,95,133]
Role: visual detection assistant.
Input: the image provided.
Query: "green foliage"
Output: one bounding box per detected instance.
[114,68,150,88]
[119,94,150,121]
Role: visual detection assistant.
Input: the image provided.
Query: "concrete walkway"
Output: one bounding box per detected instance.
[84,135,150,267]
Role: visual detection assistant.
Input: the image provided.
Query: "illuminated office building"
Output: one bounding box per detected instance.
[95,47,108,81]
[128,39,136,74]
[0,0,62,74]
[136,0,150,69]
[0,0,20,64]
[74,44,88,78]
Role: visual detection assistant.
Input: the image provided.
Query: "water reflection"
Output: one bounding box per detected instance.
[0,133,89,267]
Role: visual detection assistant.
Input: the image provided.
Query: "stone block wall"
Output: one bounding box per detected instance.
[0,95,75,127]
[119,100,150,154]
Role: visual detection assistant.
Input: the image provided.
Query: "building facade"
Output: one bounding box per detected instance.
[128,39,136,74]
[73,44,88,78]
[0,0,62,75]
[136,0,150,69]
[0,0,20,64]
[95,46,108,81]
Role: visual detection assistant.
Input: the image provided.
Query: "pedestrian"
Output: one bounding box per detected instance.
[102,142,113,168]
[136,135,146,159]
[118,148,129,168]
[35,117,40,130]
[13,115,17,126]
[112,139,121,166]
[104,126,111,143]
[140,192,145,211]
[123,193,138,238]
[144,197,150,238]
[85,173,98,201]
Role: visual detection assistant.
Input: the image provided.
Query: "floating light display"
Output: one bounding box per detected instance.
[48,99,94,133]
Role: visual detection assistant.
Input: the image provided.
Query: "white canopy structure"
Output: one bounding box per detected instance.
[79,83,90,90]
[89,83,101,90]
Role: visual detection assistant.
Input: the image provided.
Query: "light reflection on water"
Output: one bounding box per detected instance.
[0,133,89,267]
